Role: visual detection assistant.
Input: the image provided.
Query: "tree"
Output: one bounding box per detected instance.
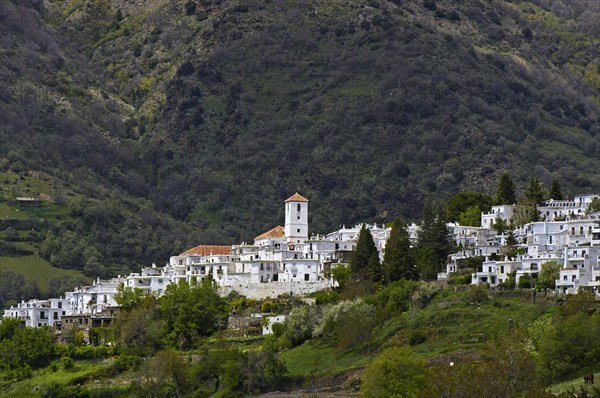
[351,224,380,282]
[492,216,509,234]
[382,219,416,282]
[536,261,561,290]
[331,264,351,289]
[445,192,493,222]
[587,198,600,214]
[525,177,545,204]
[279,305,321,348]
[518,273,532,289]
[416,200,451,281]
[458,205,482,227]
[161,278,228,349]
[415,247,439,281]
[361,346,428,398]
[496,172,516,205]
[548,177,563,200]
[241,349,287,393]
[0,270,40,309]
[115,296,164,355]
[114,283,145,309]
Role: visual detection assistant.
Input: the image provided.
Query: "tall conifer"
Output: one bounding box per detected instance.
[383,219,416,282]
[496,173,516,205]
[549,177,563,200]
[351,224,380,282]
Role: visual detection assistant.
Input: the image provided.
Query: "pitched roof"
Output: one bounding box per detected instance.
[180,245,231,256]
[255,225,285,240]
[285,192,309,203]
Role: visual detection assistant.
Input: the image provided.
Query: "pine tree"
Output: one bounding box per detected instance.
[549,177,563,200]
[525,177,544,204]
[351,224,380,281]
[367,252,382,284]
[416,201,452,281]
[495,173,516,205]
[382,219,416,282]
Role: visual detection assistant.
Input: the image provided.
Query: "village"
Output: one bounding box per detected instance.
[3,192,600,341]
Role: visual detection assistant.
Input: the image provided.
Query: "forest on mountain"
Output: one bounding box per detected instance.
[0,0,599,275]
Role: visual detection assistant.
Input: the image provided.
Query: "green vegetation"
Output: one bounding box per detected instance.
[0,257,87,296]
[5,280,600,397]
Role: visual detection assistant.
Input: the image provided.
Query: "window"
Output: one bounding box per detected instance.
[273,274,278,282]
[53,312,58,320]
[158,279,163,284]
[297,229,301,233]
[297,203,301,212]
[58,302,62,309]
[304,274,310,281]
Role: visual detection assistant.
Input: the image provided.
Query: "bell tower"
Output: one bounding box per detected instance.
[284,193,309,243]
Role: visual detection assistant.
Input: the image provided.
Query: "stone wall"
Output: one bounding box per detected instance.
[220,280,332,299]
[227,316,263,330]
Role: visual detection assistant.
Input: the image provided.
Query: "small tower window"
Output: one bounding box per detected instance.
[297,203,301,212]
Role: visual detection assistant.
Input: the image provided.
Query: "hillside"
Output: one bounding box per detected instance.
[0,0,599,277]
[2,284,600,397]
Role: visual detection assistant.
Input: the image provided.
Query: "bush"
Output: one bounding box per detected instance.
[261,300,274,313]
[313,299,376,349]
[409,330,426,346]
[114,353,142,372]
[466,284,489,304]
[279,305,321,348]
[61,356,75,370]
[423,0,437,11]
[361,347,428,397]
[314,290,340,305]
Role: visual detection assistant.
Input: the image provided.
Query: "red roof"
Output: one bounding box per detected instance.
[285,192,309,203]
[255,225,285,240]
[180,245,231,256]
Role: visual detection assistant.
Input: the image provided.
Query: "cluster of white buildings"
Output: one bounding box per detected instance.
[3,193,390,329]
[442,195,600,294]
[5,192,600,333]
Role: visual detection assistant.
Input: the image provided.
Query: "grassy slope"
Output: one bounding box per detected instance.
[0,170,87,295]
[0,360,115,398]
[0,256,87,294]
[0,288,579,396]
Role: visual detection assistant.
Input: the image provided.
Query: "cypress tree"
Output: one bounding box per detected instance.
[496,173,516,205]
[351,224,380,281]
[367,252,382,284]
[549,177,563,200]
[525,177,544,204]
[416,201,452,281]
[383,219,416,282]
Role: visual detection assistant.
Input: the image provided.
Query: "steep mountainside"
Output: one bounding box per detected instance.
[0,0,599,273]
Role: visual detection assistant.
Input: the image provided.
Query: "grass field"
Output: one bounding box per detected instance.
[549,371,600,395]
[279,341,370,377]
[0,255,89,294]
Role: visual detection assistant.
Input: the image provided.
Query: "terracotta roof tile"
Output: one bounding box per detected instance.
[255,225,285,240]
[285,192,309,203]
[180,245,231,256]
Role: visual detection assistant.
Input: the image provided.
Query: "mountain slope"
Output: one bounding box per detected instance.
[0,0,599,274]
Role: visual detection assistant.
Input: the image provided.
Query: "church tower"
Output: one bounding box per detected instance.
[284,193,309,243]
